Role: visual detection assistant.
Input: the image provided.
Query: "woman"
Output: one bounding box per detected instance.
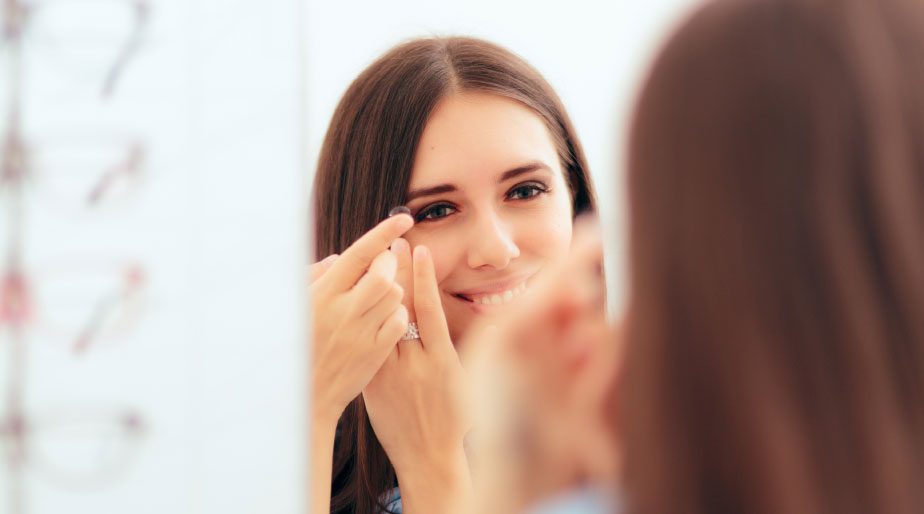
[471,0,924,512]
[308,37,597,514]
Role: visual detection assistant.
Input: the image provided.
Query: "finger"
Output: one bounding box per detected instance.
[309,254,339,283]
[568,217,604,273]
[396,329,425,360]
[348,250,398,316]
[390,238,415,322]
[375,304,409,351]
[391,237,420,360]
[319,213,413,292]
[385,344,400,367]
[359,282,403,330]
[412,245,452,354]
[565,223,606,315]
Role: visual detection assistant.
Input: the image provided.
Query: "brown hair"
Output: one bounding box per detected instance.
[312,36,596,513]
[621,0,924,513]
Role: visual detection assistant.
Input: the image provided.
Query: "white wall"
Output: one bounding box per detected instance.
[305,0,701,317]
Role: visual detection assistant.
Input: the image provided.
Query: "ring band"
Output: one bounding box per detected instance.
[400,321,420,341]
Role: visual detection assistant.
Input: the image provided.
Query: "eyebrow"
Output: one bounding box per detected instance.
[405,161,553,203]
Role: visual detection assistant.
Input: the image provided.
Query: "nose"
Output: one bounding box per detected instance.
[466,211,520,270]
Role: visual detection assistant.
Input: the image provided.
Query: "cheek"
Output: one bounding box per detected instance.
[404,231,463,283]
[515,197,573,262]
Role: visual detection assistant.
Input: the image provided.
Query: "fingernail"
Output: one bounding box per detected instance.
[388,206,411,217]
[321,254,339,265]
[413,245,429,261]
[390,238,409,254]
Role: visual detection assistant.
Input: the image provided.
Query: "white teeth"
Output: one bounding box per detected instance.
[468,281,528,305]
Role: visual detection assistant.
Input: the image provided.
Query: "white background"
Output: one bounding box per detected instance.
[2,1,305,513]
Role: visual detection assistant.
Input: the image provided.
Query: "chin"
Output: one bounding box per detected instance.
[442,299,472,344]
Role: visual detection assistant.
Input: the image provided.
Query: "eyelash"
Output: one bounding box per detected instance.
[507,182,550,201]
[413,181,551,223]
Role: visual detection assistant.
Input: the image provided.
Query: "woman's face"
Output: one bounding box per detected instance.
[403,92,574,341]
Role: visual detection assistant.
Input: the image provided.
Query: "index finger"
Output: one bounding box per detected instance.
[319,214,413,292]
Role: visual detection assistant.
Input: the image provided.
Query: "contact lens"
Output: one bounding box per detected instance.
[388,206,411,217]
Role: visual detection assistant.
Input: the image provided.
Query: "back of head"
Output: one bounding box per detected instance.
[622,0,924,513]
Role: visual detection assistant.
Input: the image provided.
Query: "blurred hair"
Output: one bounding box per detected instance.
[312,36,596,514]
[622,0,924,513]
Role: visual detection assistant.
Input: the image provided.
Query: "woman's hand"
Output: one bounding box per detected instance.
[362,239,472,514]
[463,221,620,514]
[309,214,414,425]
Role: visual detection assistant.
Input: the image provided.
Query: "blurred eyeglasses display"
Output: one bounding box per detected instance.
[1,1,151,513]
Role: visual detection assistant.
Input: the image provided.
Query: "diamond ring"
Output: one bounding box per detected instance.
[400,321,420,342]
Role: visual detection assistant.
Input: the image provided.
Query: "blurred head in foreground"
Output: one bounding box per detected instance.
[622,0,924,512]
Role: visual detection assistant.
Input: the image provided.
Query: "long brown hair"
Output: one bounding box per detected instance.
[312,36,596,514]
[621,0,924,513]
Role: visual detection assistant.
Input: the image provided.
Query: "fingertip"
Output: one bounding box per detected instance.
[370,248,398,279]
[384,250,398,274]
[390,237,409,255]
[390,212,414,233]
[413,244,430,263]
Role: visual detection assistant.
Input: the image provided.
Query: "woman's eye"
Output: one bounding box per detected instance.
[507,183,548,201]
[416,203,457,222]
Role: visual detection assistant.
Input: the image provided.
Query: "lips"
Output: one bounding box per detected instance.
[448,272,536,306]
[460,281,527,305]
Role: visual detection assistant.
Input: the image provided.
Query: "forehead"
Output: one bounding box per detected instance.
[409,92,561,188]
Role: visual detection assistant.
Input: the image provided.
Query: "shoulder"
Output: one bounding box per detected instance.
[525,486,621,514]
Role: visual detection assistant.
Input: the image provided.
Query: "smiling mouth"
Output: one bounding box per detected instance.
[451,280,528,306]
